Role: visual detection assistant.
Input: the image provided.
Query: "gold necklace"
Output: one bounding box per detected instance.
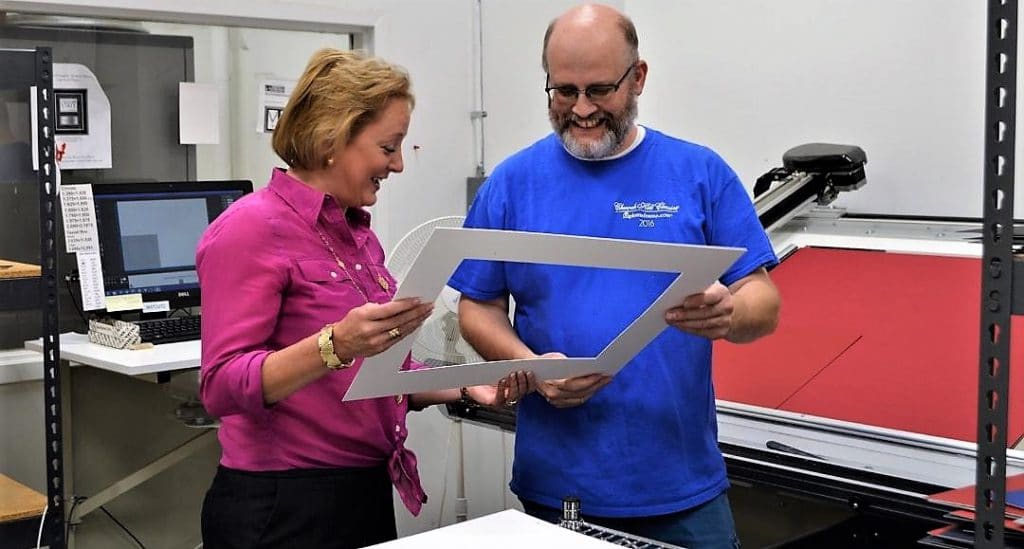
[314,224,405,406]
[313,226,390,302]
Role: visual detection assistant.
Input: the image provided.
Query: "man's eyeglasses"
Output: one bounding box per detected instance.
[545,65,635,105]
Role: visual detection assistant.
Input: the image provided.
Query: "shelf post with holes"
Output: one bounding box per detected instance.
[977,1,1018,547]
[34,46,64,549]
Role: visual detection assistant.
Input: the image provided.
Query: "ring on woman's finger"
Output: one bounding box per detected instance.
[388,327,401,339]
[506,399,518,407]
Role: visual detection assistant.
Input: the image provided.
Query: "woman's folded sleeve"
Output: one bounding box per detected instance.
[196,214,288,419]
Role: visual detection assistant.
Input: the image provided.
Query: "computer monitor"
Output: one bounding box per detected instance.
[89,180,253,314]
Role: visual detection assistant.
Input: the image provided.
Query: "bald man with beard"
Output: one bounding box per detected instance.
[449,4,780,548]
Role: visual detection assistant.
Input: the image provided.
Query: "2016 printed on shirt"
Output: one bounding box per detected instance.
[614,201,680,227]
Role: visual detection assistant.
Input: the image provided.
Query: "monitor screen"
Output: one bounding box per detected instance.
[89,180,252,313]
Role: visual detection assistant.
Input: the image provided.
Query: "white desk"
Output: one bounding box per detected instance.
[25,332,200,376]
[0,349,43,384]
[369,510,621,548]
[24,332,215,540]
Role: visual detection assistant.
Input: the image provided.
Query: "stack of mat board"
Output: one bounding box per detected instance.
[920,474,1024,547]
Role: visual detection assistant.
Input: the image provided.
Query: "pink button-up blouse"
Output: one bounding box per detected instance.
[196,168,426,515]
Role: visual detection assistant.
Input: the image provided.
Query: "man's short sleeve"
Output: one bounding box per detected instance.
[706,157,778,285]
[447,172,510,300]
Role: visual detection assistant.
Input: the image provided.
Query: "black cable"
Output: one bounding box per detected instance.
[65,495,86,543]
[63,275,90,325]
[99,505,148,549]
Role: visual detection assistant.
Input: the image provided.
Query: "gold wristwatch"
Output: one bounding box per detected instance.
[318,324,353,370]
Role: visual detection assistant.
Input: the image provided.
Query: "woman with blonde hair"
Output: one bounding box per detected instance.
[197,48,533,549]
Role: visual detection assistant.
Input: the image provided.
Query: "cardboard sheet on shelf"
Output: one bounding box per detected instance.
[0,258,40,279]
[0,473,45,522]
[713,246,1024,445]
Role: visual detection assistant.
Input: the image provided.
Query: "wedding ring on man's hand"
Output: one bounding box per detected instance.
[506,399,518,407]
[388,327,401,339]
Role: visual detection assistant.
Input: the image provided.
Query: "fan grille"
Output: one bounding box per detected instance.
[387,215,465,282]
[386,216,483,366]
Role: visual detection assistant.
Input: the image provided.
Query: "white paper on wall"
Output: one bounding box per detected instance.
[256,78,294,133]
[179,82,220,144]
[77,252,106,311]
[59,184,99,254]
[53,63,112,170]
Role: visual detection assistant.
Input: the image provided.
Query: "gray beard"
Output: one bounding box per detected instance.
[552,93,638,159]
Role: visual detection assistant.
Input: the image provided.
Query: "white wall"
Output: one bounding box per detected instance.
[226,27,353,186]
[480,1,1018,219]
[627,0,1016,218]
[145,24,354,187]
[479,0,603,172]
[365,0,479,254]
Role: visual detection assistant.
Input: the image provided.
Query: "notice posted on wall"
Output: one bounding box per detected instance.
[256,78,294,134]
[53,63,112,169]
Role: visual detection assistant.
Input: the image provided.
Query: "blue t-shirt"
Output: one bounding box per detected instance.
[448,128,777,517]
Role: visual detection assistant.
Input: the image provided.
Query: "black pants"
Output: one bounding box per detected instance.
[201,465,397,549]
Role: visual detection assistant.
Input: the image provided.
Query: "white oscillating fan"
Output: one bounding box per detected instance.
[385,215,480,524]
[386,216,484,368]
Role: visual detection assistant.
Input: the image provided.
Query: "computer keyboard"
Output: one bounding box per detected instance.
[133,315,201,344]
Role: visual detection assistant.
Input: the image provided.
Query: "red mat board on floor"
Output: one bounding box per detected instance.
[946,509,1024,532]
[928,474,1024,518]
[712,246,1024,445]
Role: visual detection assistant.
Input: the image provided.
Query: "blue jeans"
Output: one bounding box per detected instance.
[520,492,741,549]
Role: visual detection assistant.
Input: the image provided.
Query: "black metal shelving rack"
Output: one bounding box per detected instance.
[977,1,1019,548]
[0,46,63,549]
[37,46,64,549]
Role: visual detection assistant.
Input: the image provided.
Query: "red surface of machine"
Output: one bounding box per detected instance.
[713,246,1024,445]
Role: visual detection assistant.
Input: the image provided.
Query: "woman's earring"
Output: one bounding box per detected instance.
[327,157,335,166]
